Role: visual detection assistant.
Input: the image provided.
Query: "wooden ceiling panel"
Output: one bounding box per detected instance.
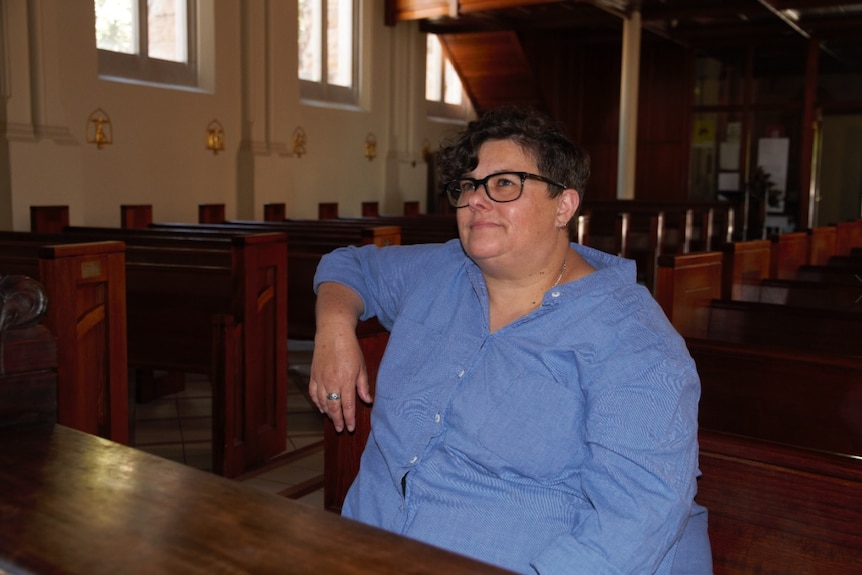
[388,0,862,110]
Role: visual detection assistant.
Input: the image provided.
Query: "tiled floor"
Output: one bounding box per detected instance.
[132,340,326,508]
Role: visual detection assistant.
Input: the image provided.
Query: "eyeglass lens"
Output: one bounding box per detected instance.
[446,172,525,208]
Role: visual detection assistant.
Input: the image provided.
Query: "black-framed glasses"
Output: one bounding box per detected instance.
[444,171,566,208]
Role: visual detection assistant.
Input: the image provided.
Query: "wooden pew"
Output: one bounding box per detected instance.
[697,429,862,575]
[654,251,723,339]
[688,337,862,456]
[0,424,515,575]
[753,278,862,312]
[327,214,458,246]
[656,235,861,332]
[768,230,809,279]
[0,238,128,443]
[705,300,862,356]
[142,220,402,341]
[720,239,772,300]
[809,225,838,265]
[1,227,288,476]
[0,275,56,428]
[795,263,862,286]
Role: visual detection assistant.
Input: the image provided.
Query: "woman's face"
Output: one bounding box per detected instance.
[456,139,568,271]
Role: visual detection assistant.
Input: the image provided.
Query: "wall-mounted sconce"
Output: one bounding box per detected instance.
[421,138,432,162]
[364,132,377,162]
[86,108,112,149]
[206,119,225,154]
[291,126,308,158]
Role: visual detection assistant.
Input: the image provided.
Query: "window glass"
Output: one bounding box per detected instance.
[327,0,352,87]
[95,0,197,88]
[443,58,461,105]
[425,34,442,101]
[95,0,136,54]
[148,0,187,62]
[426,34,469,120]
[299,0,358,106]
[298,0,322,82]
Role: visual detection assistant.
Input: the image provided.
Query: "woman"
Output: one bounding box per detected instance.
[310,106,711,574]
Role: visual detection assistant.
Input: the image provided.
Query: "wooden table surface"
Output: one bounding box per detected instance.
[0,424,514,574]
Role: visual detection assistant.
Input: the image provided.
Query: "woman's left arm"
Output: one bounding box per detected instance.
[532,354,702,574]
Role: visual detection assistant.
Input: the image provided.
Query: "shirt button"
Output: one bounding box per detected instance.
[409,456,418,464]
[551,291,561,298]
[458,369,465,378]
[434,413,441,423]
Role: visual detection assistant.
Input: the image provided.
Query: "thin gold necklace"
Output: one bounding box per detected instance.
[551,252,568,288]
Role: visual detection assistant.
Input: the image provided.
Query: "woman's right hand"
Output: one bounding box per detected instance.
[308,282,371,433]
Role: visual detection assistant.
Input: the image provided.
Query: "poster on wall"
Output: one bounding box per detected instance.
[756,137,789,213]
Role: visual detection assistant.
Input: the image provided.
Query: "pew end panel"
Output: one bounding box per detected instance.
[361,201,379,217]
[229,233,289,475]
[319,202,339,219]
[199,203,226,224]
[263,202,286,221]
[120,204,153,229]
[768,231,809,279]
[720,239,771,300]
[37,241,129,444]
[30,205,70,234]
[403,200,420,216]
[809,225,838,265]
[655,251,723,338]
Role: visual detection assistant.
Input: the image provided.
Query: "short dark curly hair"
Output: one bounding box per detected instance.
[437,105,590,200]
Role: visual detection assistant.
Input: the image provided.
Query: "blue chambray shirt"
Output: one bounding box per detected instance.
[314,240,711,575]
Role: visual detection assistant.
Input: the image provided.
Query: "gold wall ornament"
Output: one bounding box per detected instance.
[86,108,112,149]
[364,132,377,162]
[206,120,225,154]
[291,126,308,158]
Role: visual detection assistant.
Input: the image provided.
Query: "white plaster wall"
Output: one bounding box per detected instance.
[0,0,472,230]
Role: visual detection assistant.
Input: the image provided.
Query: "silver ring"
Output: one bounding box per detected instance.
[326,392,341,401]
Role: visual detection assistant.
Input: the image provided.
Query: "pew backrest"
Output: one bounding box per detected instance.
[698,429,862,575]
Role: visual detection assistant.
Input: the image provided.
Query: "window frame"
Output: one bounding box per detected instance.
[298,0,360,108]
[96,0,199,89]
